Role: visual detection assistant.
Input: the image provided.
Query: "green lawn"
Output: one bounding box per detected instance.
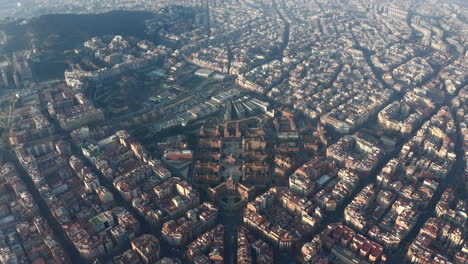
[32,61,69,81]
[181,76,205,90]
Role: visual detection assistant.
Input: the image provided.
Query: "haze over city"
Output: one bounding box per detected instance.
[0,0,466,264]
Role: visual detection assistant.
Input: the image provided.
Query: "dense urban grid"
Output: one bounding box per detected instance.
[0,0,467,263]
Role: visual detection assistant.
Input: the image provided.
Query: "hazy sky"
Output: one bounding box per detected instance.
[0,0,20,18]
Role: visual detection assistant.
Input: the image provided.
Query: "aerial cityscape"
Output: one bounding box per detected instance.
[0,0,466,263]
